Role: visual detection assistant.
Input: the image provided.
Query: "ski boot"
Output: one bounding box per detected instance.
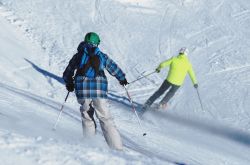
[158,103,168,110]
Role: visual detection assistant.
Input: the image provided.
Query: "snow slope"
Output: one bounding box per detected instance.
[1,0,250,164]
[0,14,169,165]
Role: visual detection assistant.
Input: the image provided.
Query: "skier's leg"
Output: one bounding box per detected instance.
[93,99,123,150]
[145,80,170,106]
[160,83,180,105]
[78,99,96,136]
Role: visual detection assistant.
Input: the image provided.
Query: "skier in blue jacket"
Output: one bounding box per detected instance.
[63,32,128,150]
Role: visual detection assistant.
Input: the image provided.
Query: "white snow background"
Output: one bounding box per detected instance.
[0,0,250,164]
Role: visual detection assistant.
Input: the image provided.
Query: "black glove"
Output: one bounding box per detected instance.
[66,83,74,92]
[156,68,160,73]
[194,84,198,88]
[120,79,129,86]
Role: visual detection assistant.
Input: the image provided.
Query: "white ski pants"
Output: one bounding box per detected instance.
[78,99,123,150]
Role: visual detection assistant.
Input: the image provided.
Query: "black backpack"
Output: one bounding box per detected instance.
[76,47,102,78]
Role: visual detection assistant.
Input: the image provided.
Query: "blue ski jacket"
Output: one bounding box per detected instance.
[63,42,126,99]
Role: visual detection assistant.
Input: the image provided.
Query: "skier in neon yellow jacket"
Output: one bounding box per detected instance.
[143,47,198,110]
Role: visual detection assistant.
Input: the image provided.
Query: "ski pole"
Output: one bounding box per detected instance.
[196,88,215,118]
[53,91,70,131]
[129,71,156,85]
[123,86,147,136]
[196,88,204,112]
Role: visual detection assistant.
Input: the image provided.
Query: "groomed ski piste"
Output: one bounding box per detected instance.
[1,0,250,164]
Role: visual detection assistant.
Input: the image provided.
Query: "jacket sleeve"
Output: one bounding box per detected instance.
[188,64,198,85]
[103,53,126,81]
[63,53,79,84]
[157,57,173,69]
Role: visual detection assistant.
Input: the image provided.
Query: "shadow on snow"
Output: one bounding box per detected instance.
[25,59,250,165]
[25,58,250,150]
[24,58,141,109]
[148,111,250,148]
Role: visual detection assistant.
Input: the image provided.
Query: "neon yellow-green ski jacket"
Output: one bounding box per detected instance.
[157,54,197,86]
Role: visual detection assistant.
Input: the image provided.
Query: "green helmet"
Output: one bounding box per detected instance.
[84,32,100,45]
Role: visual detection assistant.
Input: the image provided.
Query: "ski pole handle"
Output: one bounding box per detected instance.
[129,71,156,84]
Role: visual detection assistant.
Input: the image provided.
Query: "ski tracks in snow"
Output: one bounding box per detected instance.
[1,76,250,165]
[0,3,33,40]
[157,5,177,56]
[113,86,250,165]
[0,82,80,122]
[122,133,188,165]
[0,78,194,164]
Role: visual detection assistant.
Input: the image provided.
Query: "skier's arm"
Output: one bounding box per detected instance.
[188,64,198,85]
[103,54,126,81]
[157,58,173,70]
[63,53,79,84]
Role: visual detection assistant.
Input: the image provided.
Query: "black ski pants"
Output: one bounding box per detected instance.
[146,80,180,106]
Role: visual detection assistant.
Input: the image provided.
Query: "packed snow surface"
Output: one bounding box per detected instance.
[0,0,250,164]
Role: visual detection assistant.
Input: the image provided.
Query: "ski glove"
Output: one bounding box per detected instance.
[120,79,129,86]
[194,84,198,88]
[156,68,161,73]
[66,83,74,92]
